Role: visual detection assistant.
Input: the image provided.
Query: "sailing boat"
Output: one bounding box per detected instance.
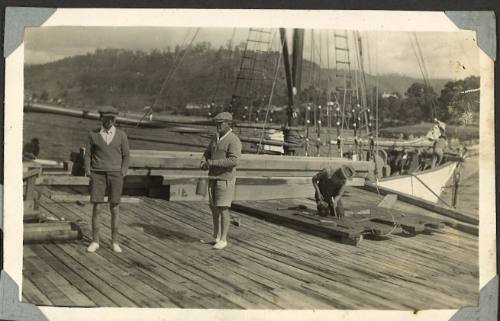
[24,28,467,207]
[220,28,466,206]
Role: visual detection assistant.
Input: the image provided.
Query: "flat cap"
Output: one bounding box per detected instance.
[339,165,356,179]
[213,112,232,122]
[98,106,119,116]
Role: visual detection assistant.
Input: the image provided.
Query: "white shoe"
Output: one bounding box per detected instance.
[213,240,227,250]
[87,242,99,253]
[112,243,123,253]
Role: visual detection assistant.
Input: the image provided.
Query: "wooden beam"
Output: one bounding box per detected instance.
[361,184,478,225]
[49,194,142,204]
[231,201,363,241]
[36,176,89,186]
[129,150,374,174]
[24,222,82,243]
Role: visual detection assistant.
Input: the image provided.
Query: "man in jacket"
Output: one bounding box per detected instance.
[200,112,242,250]
[84,106,130,253]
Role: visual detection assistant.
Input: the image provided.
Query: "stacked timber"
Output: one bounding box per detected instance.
[23,162,83,243]
[128,150,374,177]
[35,150,373,202]
[127,150,373,201]
[23,168,42,222]
[231,195,449,246]
[24,222,82,243]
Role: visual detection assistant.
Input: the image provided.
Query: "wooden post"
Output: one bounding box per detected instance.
[23,168,41,217]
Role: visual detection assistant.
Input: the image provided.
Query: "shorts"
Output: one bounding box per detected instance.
[208,178,236,208]
[89,171,124,204]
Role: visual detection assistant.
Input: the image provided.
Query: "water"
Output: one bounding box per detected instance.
[441,155,479,217]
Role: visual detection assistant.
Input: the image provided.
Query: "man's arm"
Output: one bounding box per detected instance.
[333,181,347,204]
[84,134,92,176]
[312,171,324,201]
[121,132,130,176]
[202,141,211,161]
[200,140,212,170]
[208,136,242,168]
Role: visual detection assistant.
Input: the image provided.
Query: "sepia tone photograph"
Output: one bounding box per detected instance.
[19,22,481,310]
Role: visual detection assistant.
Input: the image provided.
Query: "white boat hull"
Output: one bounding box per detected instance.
[376,162,458,203]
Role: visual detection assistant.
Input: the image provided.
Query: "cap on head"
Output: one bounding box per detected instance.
[213,112,232,123]
[339,165,355,179]
[99,106,119,117]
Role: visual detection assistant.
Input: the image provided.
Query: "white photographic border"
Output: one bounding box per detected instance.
[3,8,496,321]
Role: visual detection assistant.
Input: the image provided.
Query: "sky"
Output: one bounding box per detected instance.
[24,26,479,80]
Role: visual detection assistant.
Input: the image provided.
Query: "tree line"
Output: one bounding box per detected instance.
[25,47,478,126]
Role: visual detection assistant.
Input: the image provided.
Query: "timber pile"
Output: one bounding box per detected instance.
[24,222,83,243]
[23,168,42,222]
[361,184,478,235]
[23,162,83,243]
[34,149,371,201]
[231,195,448,246]
[128,150,374,176]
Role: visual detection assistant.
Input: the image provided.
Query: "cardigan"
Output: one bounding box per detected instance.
[84,127,130,173]
[203,131,242,180]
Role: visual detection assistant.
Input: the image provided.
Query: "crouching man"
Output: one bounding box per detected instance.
[312,165,355,218]
[200,112,242,250]
[84,106,130,253]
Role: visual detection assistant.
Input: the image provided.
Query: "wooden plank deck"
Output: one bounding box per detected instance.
[22,186,478,309]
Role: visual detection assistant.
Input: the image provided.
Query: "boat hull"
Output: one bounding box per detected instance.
[376,161,458,203]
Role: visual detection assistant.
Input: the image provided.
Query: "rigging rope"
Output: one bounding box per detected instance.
[326,30,332,158]
[211,28,237,107]
[257,34,285,154]
[410,173,453,208]
[152,28,200,110]
[374,33,380,159]
[247,29,267,122]
[317,31,324,156]
[408,33,437,120]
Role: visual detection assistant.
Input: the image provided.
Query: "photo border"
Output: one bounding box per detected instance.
[1,7,497,321]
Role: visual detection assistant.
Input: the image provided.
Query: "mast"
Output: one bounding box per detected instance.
[280,28,304,127]
[280,28,304,156]
[279,28,295,126]
[292,29,304,105]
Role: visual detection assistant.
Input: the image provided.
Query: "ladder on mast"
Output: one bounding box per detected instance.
[333,31,373,158]
[334,31,353,131]
[230,28,274,122]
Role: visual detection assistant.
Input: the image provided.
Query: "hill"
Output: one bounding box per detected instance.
[25,47,451,115]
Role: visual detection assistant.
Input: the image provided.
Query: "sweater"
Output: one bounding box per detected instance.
[203,131,242,180]
[314,168,346,199]
[84,127,130,173]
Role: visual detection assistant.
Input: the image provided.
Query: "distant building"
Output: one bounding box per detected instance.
[272,106,285,112]
[185,103,212,110]
[382,92,398,99]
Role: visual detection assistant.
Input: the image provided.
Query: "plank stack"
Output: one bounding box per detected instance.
[231,201,448,246]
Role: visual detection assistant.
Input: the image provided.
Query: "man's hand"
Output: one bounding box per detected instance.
[200,160,209,170]
[121,169,127,177]
[317,200,329,217]
[85,170,91,177]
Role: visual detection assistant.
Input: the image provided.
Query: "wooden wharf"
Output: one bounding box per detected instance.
[22,184,478,309]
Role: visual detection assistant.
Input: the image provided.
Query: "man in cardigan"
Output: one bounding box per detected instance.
[84,106,130,253]
[200,112,242,250]
[312,165,355,218]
